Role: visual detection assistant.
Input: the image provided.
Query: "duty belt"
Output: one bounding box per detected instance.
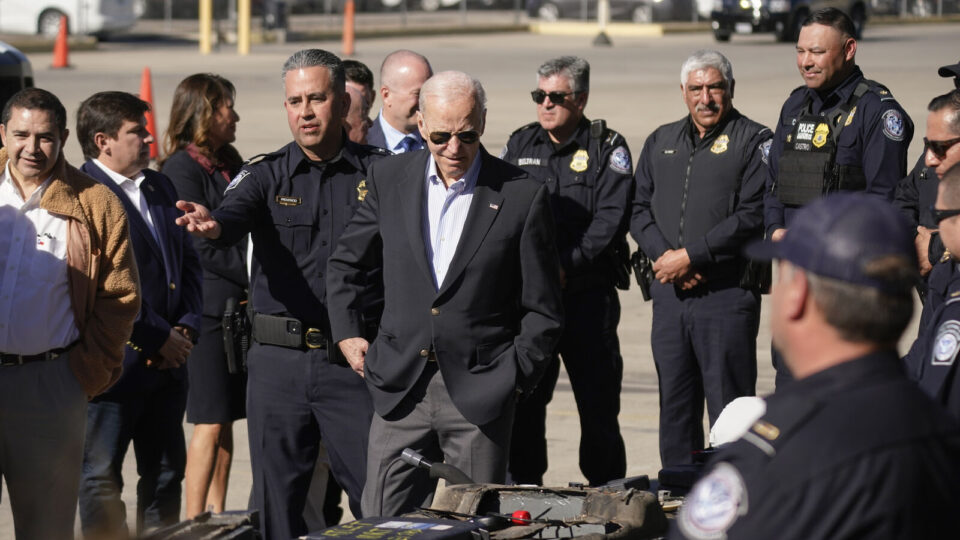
[0,343,75,366]
[251,313,327,350]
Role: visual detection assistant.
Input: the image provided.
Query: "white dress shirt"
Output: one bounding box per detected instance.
[422,155,481,290]
[0,164,79,354]
[92,159,159,243]
[377,111,425,154]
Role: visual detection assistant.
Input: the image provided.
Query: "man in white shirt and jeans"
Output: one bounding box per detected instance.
[0,88,140,539]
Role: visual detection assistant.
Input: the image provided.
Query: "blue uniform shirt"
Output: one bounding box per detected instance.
[764,67,913,237]
[213,139,389,329]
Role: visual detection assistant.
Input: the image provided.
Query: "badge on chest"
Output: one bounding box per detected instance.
[569,149,589,172]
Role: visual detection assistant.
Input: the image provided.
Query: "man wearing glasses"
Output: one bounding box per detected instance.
[763,7,913,388]
[327,71,563,517]
[903,89,960,422]
[631,50,771,468]
[499,56,631,487]
[894,63,960,311]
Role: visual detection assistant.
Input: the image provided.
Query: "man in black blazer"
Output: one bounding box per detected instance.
[327,71,564,517]
[75,91,203,537]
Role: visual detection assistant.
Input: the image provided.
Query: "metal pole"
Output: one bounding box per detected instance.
[200,0,213,54]
[460,0,467,25]
[593,0,611,45]
[238,0,250,55]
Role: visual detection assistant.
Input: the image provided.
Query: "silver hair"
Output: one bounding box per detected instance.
[679,50,734,88]
[281,49,345,93]
[418,71,487,116]
[536,56,590,93]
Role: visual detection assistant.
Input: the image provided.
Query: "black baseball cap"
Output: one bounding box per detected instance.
[939,61,960,80]
[746,193,917,293]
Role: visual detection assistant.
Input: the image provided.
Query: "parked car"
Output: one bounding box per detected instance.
[710,0,867,42]
[0,0,136,36]
[527,0,694,22]
[379,0,507,12]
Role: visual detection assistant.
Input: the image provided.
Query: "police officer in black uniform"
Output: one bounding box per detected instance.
[764,8,913,387]
[903,93,960,422]
[500,56,631,486]
[674,193,960,540]
[631,50,770,468]
[176,49,389,540]
[894,62,960,307]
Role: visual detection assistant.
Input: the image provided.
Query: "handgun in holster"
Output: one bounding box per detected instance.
[630,250,654,301]
[222,296,251,374]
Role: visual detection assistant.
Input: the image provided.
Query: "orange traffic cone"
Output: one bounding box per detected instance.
[139,67,159,160]
[51,15,70,69]
[342,0,355,57]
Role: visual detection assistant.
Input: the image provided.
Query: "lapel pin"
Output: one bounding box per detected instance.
[489,203,499,210]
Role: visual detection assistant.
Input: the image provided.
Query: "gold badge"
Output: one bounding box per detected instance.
[812,123,830,148]
[710,134,729,154]
[356,179,368,202]
[844,106,857,127]
[786,134,792,143]
[569,149,589,173]
[752,420,780,441]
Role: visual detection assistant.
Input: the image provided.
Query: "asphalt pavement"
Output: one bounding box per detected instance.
[0,19,957,537]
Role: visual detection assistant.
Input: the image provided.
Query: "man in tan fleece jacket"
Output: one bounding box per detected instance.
[0,87,140,539]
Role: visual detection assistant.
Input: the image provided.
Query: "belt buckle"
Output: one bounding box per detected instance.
[304,328,325,349]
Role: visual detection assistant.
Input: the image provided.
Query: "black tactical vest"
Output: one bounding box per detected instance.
[775,82,871,206]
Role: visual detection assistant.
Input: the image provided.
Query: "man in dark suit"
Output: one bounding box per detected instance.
[327,71,564,517]
[75,91,203,538]
[366,50,432,153]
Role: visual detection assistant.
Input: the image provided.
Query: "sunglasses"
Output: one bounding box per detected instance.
[924,136,960,160]
[531,90,576,105]
[931,205,960,225]
[428,130,480,145]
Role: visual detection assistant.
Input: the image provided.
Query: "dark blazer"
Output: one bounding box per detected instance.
[161,149,248,318]
[366,114,388,150]
[327,148,564,426]
[82,161,203,395]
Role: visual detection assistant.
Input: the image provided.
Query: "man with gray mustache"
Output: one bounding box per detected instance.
[630,50,771,468]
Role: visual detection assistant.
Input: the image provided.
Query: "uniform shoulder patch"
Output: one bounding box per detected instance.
[759,139,773,165]
[678,462,749,540]
[225,169,251,192]
[609,146,631,174]
[932,320,960,366]
[881,109,906,141]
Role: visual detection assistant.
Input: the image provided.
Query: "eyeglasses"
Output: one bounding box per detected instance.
[931,205,960,225]
[428,130,480,145]
[530,90,576,105]
[924,136,960,160]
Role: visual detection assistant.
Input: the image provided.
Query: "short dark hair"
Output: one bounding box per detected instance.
[1,87,67,133]
[282,49,345,94]
[343,59,374,91]
[928,89,960,136]
[803,7,857,39]
[939,162,960,207]
[805,258,916,346]
[76,91,150,161]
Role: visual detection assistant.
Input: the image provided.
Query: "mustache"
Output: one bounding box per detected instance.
[696,103,720,113]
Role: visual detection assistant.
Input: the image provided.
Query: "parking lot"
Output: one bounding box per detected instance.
[1,19,958,535]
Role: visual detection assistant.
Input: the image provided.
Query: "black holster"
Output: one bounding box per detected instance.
[222,297,250,374]
[630,250,654,301]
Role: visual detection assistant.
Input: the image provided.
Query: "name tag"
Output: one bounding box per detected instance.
[276,196,302,206]
[517,157,541,166]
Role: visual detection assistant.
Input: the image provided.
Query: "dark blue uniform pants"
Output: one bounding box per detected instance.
[79,375,187,537]
[246,343,372,539]
[650,281,759,467]
[509,287,626,486]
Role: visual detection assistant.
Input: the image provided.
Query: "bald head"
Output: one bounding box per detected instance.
[379,50,433,134]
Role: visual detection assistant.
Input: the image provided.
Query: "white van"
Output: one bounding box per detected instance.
[0,0,137,36]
